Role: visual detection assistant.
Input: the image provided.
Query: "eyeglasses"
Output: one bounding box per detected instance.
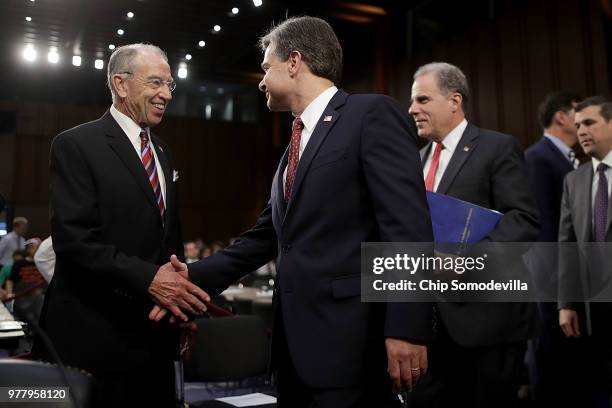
[120,72,177,93]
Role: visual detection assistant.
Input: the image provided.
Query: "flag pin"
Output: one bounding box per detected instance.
[158,145,164,152]
[463,146,469,152]
[323,115,332,122]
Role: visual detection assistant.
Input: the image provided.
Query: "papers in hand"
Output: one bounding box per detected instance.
[216,393,277,407]
[426,191,502,243]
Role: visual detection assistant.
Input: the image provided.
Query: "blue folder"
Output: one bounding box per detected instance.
[426,191,502,243]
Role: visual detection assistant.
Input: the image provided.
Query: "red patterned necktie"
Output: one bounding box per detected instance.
[424,142,444,191]
[139,127,165,219]
[285,117,304,203]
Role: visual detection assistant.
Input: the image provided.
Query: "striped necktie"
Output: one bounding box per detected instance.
[139,127,165,220]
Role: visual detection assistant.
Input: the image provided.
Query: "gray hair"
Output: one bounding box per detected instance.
[107,43,168,102]
[260,16,343,85]
[414,62,470,110]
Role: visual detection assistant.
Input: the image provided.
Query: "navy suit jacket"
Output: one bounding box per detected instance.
[189,89,434,388]
[525,136,574,242]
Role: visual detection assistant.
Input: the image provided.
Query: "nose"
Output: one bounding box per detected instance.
[408,102,418,116]
[160,86,172,102]
[258,78,266,92]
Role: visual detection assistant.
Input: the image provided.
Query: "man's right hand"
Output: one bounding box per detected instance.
[559,308,580,338]
[148,255,210,322]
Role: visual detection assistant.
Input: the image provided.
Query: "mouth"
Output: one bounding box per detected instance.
[152,103,166,113]
[414,119,427,127]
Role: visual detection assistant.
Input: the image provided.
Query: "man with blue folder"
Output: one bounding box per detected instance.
[407,62,539,407]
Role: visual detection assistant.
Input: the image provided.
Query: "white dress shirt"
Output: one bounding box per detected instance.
[283,86,338,188]
[422,119,468,192]
[34,236,55,283]
[590,150,612,217]
[110,105,166,202]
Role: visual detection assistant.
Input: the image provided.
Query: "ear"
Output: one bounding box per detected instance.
[553,110,566,126]
[287,50,304,77]
[449,92,463,113]
[112,74,129,99]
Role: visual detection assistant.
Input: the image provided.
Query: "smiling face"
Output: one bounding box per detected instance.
[258,44,293,112]
[114,50,173,127]
[409,73,463,142]
[575,105,612,160]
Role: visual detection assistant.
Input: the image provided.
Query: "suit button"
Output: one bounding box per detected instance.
[282,244,292,254]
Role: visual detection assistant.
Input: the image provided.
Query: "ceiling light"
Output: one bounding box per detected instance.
[178,63,188,79]
[185,54,192,60]
[213,25,221,32]
[108,44,115,50]
[47,47,59,64]
[23,45,37,62]
[126,11,134,19]
[94,59,104,69]
[117,29,124,36]
[198,40,205,47]
[232,7,239,14]
[253,0,263,7]
[72,55,82,66]
[25,16,32,22]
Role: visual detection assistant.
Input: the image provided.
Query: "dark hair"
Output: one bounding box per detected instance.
[575,96,612,121]
[260,16,343,84]
[538,91,582,128]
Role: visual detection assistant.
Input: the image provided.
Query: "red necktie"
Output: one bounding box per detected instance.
[424,143,443,191]
[140,128,166,219]
[285,117,304,203]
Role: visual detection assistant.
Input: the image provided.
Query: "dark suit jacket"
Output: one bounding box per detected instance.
[189,90,434,389]
[525,137,573,242]
[420,123,540,347]
[38,111,183,403]
[558,162,612,323]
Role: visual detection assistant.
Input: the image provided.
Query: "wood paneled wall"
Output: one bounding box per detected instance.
[391,0,610,147]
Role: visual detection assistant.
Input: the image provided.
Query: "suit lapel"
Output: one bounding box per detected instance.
[284,90,347,220]
[577,165,594,242]
[274,145,290,222]
[420,142,432,167]
[436,123,478,194]
[104,111,160,216]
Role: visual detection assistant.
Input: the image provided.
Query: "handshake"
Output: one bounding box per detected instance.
[147,255,210,323]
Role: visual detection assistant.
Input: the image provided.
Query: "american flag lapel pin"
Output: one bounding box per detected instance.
[158,145,164,153]
[323,115,332,122]
[463,146,470,152]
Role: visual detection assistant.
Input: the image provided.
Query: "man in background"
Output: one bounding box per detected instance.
[524,90,582,405]
[408,62,539,407]
[558,96,612,407]
[0,217,28,267]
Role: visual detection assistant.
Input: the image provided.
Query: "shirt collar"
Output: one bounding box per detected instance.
[591,150,612,173]
[435,119,468,154]
[543,133,572,159]
[110,105,149,146]
[297,86,338,133]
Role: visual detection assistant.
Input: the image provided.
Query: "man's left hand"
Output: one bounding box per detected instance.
[385,338,427,392]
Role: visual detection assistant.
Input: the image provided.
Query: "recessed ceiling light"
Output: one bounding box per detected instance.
[72,55,82,66]
[117,29,124,36]
[253,0,263,7]
[231,7,239,14]
[108,44,116,50]
[178,63,188,79]
[185,54,192,60]
[198,40,205,47]
[94,59,104,69]
[25,16,32,22]
[213,25,221,32]
[23,45,37,62]
[47,47,59,64]
[126,11,134,19]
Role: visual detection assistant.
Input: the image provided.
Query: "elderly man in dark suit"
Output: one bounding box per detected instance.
[408,62,539,408]
[524,90,582,405]
[558,96,612,406]
[152,16,433,408]
[38,43,209,407]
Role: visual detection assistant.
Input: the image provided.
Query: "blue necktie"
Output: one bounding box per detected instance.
[593,163,609,242]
